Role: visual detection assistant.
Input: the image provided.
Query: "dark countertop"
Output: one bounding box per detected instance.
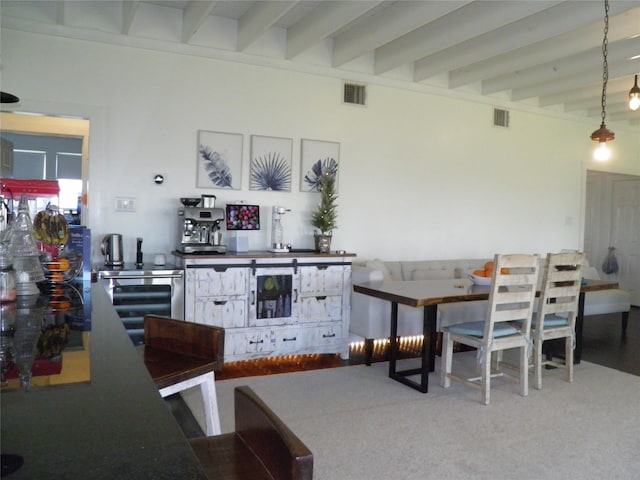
[0,285,208,480]
[174,250,356,260]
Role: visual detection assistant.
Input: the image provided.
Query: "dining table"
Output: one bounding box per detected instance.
[352,278,620,393]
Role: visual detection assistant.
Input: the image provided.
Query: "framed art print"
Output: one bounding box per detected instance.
[197,130,243,190]
[300,139,339,192]
[249,135,292,191]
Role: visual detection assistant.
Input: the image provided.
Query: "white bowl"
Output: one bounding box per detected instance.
[469,273,492,286]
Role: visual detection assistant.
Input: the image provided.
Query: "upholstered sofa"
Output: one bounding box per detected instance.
[350,257,631,364]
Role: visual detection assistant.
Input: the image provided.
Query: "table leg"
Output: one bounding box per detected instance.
[388,302,398,378]
[574,291,585,364]
[388,303,436,393]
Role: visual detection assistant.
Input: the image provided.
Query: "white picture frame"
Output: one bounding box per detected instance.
[196,130,243,190]
[300,139,340,192]
[249,135,292,191]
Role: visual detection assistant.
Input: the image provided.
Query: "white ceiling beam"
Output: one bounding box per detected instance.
[55,0,65,25]
[122,1,140,35]
[511,59,640,101]
[413,1,606,83]
[374,0,560,75]
[182,1,217,44]
[588,96,636,117]
[483,37,640,95]
[332,0,468,67]
[449,7,640,88]
[286,1,382,60]
[237,1,299,51]
[564,85,634,111]
[539,77,631,107]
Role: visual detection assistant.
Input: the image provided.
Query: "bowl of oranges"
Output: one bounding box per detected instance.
[469,261,510,286]
[40,251,83,283]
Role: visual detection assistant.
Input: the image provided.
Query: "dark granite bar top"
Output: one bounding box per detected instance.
[0,284,207,480]
[174,249,356,260]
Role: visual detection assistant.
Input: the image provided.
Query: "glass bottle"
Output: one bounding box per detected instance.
[0,243,17,303]
[8,194,44,294]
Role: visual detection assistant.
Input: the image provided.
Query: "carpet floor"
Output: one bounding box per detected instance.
[183,352,640,479]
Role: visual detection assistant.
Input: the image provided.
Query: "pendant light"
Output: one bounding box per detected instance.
[629,75,640,111]
[590,0,614,162]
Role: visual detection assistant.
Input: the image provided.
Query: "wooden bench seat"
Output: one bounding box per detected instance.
[190,386,313,480]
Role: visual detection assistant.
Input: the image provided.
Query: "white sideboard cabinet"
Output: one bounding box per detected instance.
[176,252,355,362]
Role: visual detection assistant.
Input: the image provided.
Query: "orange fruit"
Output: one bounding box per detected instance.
[473,269,486,277]
[484,261,494,270]
[50,272,64,283]
[500,267,510,274]
[58,258,71,271]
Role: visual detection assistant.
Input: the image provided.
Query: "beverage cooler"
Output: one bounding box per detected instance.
[98,266,184,346]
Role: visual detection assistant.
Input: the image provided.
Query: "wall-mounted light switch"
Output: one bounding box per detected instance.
[115,197,136,212]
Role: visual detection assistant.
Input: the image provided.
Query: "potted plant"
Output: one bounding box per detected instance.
[311,173,338,253]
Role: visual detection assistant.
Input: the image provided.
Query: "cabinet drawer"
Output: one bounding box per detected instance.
[307,324,342,345]
[299,265,345,296]
[191,268,247,296]
[275,327,302,353]
[299,295,342,323]
[195,298,246,329]
[226,330,275,356]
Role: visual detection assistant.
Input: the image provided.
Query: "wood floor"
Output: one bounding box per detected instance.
[168,308,639,438]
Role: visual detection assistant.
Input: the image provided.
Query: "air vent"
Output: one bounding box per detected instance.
[343,82,366,106]
[493,108,510,127]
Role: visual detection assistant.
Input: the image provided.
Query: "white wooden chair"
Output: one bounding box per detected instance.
[531,252,584,390]
[440,253,539,405]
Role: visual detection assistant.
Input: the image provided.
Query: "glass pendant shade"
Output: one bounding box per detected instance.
[594,142,612,162]
[629,75,640,111]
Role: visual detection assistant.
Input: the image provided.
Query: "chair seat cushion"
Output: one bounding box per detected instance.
[448,321,518,338]
[533,314,569,328]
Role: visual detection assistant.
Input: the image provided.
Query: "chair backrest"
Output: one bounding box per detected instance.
[235,385,313,480]
[535,252,584,331]
[484,253,540,339]
[143,315,224,362]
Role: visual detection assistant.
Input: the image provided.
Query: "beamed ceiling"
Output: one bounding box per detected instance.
[2,1,639,127]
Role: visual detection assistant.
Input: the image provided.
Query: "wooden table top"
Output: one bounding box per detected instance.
[353,278,620,308]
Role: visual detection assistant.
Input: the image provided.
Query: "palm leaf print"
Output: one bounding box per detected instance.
[199,145,233,188]
[304,157,338,191]
[250,152,291,191]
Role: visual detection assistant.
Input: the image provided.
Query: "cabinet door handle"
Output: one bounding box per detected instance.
[251,290,255,305]
[294,288,298,303]
[213,300,227,305]
[283,336,297,342]
[249,339,264,345]
[322,333,336,338]
[316,296,327,300]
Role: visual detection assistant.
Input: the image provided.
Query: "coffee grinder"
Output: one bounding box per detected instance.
[269,205,291,253]
[176,197,226,254]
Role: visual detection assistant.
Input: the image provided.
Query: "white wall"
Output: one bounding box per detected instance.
[2,29,639,264]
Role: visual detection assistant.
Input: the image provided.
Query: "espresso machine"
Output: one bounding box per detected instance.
[176,198,226,254]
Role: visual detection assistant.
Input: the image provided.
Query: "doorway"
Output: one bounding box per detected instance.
[585,170,640,306]
[0,111,89,224]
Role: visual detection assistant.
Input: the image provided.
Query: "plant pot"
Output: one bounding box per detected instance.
[314,232,332,253]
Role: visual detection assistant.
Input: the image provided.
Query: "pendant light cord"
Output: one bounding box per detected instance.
[600,0,609,127]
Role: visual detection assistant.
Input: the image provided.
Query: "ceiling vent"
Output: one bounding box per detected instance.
[343,82,366,106]
[493,108,510,128]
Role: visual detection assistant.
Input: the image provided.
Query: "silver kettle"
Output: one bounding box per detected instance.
[101,234,124,267]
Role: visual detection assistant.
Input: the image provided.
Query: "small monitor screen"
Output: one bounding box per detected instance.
[226,204,260,230]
